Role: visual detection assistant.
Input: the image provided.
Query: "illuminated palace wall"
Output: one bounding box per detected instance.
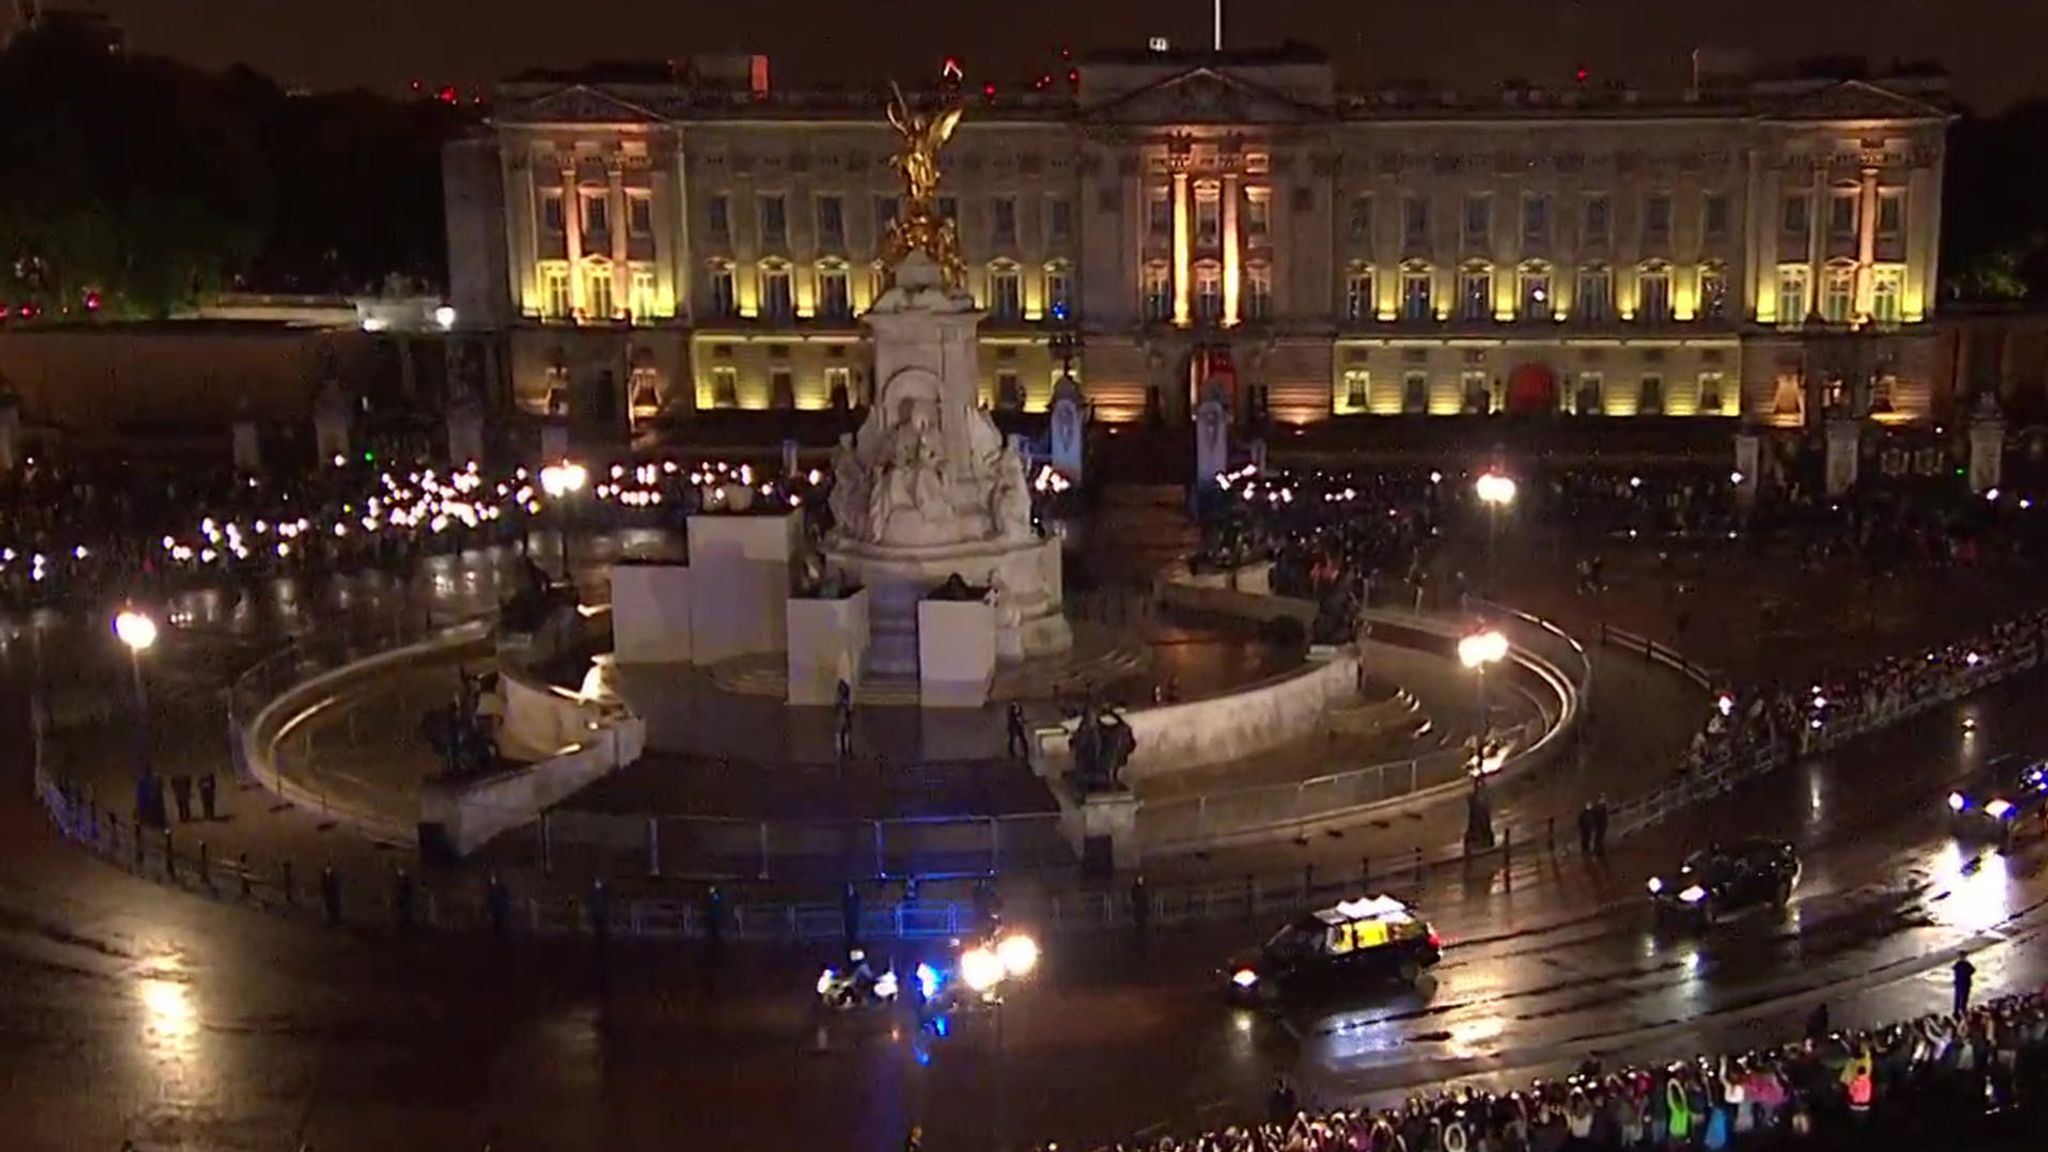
[445,46,1951,431]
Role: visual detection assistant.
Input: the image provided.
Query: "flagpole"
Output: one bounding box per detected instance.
[1213,0,1223,51]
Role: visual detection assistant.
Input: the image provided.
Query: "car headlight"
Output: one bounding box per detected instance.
[1232,968,1260,988]
[1646,877,1664,894]
[1678,885,1708,904]
[1949,792,1967,812]
[1987,799,2014,819]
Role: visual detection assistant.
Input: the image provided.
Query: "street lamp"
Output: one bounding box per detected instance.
[113,609,167,827]
[538,461,588,581]
[1457,628,1509,775]
[1474,471,1517,597]
[959,931,1040,1152]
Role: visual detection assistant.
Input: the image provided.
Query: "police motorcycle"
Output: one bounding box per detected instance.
[910,929,1040,1023]
[815,948,901,1011]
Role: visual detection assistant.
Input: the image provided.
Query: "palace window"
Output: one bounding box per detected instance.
[1142,263,1172,321]
[1702,192,1730,240]
[1346,266,1375,322]
[1518,264,1552,321]
[1822,264,1856,324]
[583,260,615,319]
[1401,265,1433,321]
[707,194,731,245]
[1698,265,1728,320]
[1244,188,1271,241]
[1194,187,1221,246]
[541,189,565,234]
[1244,262,1273,321]
[1402,371,1428,413]
[1828,192,1858,239]
[816,262,851,320]
[874,196,898,231]
[1698,372,1727,415]
[1574,372,1603,416]
[628,266,657,320]
[1577,265,1612,321]
[580,190,608,236]
[759,194,788,248]
[987,262,1023,319]
[1463,195,1491,247]
[1045,263,1074,320]
[1193,262,1223,323]
[1637,264,1672,322]
[938,196,958,223]
[1583,195,1611,246]
[1343,369,1369,411]
[627,192,654,237]
[1638,374,1665,415]
[1878,191,1905,239]
[709,366,739,409]
[1402,196,1430,248]
[1521,194,1551,246]
[992,196,1017,247]
[816,195,845,249]
[996,369,1024,412]
[1148,187,1172,235]
[760,261,794,320]
[1348,195,1374,242]
[539,263,571,319]
[1044,197,1071,244]
[1458,265,1492,321]
[1872,266,1904,325]
[1642,193,1672,245]
[1779,193,1808,237]
[707,262,737,318]
[1777,266,1809,325]
[769,367,796,410]
[824,365,855,409]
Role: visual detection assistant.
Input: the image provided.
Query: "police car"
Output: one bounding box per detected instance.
[1225,895,1443,1003]
[1948,754,2048,843]
[1647,839,1799,926]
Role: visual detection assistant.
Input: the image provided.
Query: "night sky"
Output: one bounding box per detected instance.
[68,1,2043,109]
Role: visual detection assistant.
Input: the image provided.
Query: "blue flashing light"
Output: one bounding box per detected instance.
[915,962,942,1001]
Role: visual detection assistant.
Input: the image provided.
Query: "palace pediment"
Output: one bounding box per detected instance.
[1759,80,1948,123]
[495,85,667,127]
[1083,68,1332,126]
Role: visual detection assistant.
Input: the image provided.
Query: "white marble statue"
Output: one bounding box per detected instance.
[827,432,869,539]
[989,438,1032,542]
[868,400,950,543]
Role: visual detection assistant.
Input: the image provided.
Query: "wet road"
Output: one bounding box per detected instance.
[4,547,2048,1151]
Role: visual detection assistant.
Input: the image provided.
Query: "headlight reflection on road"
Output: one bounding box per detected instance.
[1925,841,2013,935]
[1444,1012,1507,1059]
[135,953,199,1059]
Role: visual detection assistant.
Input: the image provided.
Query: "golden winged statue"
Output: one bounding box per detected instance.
[879,81,967,290]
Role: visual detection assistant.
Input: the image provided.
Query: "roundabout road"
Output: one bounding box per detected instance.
[5,551,2048,1152]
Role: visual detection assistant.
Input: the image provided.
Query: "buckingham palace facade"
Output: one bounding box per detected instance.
[441,44,1951,435]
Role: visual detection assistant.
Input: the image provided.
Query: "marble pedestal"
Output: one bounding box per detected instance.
[917,598,997,708]
[787,587,871,705]
[610,562,693,665]
[825,534,1071,681]
[686,512,801,665]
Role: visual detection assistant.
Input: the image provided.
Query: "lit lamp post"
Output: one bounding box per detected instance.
[114,609,167,828]
[538,461,588,582]
[960,932,1040,1152]
[1474,471,1517,597]
[1457,628,1509,776]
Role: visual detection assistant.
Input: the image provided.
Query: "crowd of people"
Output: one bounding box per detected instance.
[1071,986,2048,1152]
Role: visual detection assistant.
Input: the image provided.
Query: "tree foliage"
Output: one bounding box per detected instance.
[1942,99,2048,303]
[0,22,467,319]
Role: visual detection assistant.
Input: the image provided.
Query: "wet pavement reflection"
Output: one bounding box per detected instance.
[5,543,2048,1150]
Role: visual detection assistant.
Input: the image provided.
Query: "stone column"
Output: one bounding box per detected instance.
[1171,170,1192,327]
[607,159,629,318]
[562,167,584,316]
[1969,409,2005,495]
[1221,173,1241,326]
[398,336,418,399]
[1823,417,1860,496]
[1854,167,1879,321]
[1806,167,1825,320]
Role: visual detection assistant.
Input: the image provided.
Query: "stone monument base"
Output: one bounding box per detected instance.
[825,533,1071,681]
